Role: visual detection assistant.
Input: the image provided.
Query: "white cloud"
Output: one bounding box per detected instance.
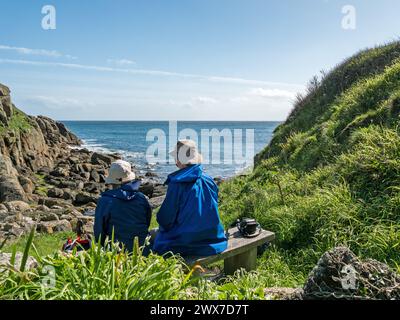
[169,96,219,109]
[26,95,94,110]
[0,58,303,88]
[107,58,136,66]
[249,88,296,99]
[0,45,77,59]
[193,96,218,104]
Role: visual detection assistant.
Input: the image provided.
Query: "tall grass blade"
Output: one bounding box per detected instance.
[20,225,36,272]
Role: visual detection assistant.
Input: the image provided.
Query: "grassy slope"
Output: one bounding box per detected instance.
[219,41,400,287]
[0,106,32,136]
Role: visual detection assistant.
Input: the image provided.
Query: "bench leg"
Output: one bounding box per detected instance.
[224,247,257,275]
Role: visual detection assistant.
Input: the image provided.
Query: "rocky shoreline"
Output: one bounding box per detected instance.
[0,83,167,241]
[0,147,168,241]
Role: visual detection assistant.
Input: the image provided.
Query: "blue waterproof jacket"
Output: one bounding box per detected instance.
[153,165,228,256]
[94,181,151,251]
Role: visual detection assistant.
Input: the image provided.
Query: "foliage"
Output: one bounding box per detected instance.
[0,106,31,136]
[0,230,272,300]
[220,41,400,288]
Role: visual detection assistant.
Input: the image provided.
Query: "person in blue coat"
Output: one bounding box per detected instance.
[152,140,228,257]
[94,160,152,252]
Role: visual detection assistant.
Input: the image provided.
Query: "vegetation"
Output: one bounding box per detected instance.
[33,173,51,197]
[0,229,269,300]
[2,232,75,259]
[0,106,31,136]
[220,41,400,287]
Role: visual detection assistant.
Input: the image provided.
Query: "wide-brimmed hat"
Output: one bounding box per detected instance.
[169,139,203,165]
[105,160,136,184]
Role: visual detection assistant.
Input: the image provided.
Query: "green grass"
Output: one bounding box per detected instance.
[33,173,51,197]
[149,208,160,230]
[2,232,75,259]
[0,229,270,300]
[220,41,400,287]
[0,106,31,136]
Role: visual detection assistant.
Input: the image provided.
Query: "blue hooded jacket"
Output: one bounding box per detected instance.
[153,165,228,256]
[94,181,152,251]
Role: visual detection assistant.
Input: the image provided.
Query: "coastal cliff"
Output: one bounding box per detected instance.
[0,83,81,202]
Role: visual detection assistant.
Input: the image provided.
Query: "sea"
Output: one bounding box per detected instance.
[62,121,280,181]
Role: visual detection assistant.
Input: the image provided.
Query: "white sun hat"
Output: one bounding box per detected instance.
[169,139,203,165]
[105,160,136,184]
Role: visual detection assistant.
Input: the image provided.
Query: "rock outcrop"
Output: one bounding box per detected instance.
[302,247,400,300]
[0,83,81,202]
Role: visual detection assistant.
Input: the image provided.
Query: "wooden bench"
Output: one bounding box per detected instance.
[186,227,275,275]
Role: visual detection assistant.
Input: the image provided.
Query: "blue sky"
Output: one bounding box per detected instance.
[0,0,399,120]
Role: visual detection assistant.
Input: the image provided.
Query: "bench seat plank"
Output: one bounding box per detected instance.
[186,227,275,267]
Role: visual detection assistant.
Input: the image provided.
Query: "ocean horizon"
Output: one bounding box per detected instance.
[63,121,281,180]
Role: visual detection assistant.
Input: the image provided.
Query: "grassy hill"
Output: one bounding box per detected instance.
[219,41,400,287]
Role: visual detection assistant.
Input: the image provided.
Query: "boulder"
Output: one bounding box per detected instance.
[58,180,78,189]
[47,187,64,198]
[62,207,83,218]
[3,211,24,223]
[0,252,38,271]
[73,164,85,174]
[82,163,92,172]
[38,197,71,208]
[1,222,24,237]
[76,181,84,190]
[0,212,7,221]
[153,184,167,197]
[62,189,75,201]
[53,219,72,232]
[68,156,80,165]
[264,287,303,300]
[38,211,59,222]
[139,182,155,198]
[145,171,158,178]
[36,204,50,212]
[50,166,69,177]
[80,172,91,180]
[91,152,114,166]
[303,246,400,300]
[90,170,100,183]
[74,192,98,206]
[149,195,166,209]
[0,155,27,202]
[37,219,72,234]
[83,182,104,194]
[4,200,31,212]
[0,203,8,214]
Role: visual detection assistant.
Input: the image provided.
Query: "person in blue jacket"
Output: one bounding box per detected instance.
[94,160,152,252]
[152,139,228,257]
